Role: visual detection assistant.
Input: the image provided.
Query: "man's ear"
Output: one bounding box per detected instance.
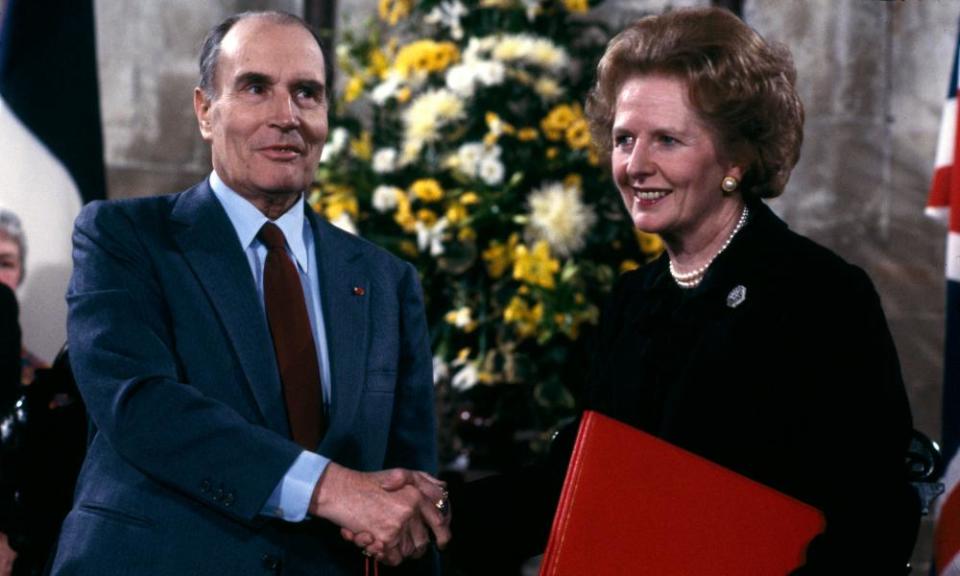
[194,87,214,141]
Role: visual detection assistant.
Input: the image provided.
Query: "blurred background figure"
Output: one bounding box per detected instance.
[0,209,85,575]
[0,209,47,386]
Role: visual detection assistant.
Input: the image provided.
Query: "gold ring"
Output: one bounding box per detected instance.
[434,489,450,516]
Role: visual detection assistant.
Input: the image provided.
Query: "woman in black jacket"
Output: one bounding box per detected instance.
[456,7,917,574]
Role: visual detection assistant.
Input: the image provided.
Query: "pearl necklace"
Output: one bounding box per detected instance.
[668,205,750,289]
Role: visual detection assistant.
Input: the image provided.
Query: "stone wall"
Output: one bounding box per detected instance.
[92,0,951,571]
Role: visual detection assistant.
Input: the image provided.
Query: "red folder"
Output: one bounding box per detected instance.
[541,411,825,575]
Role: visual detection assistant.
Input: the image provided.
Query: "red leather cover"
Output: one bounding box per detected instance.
[541,411,825,575]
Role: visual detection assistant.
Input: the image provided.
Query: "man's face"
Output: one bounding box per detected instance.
[194,17,328,206]
[0,235,22,290]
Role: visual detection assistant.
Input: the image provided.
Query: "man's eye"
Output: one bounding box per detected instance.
[657,134,679,145]
[613,135,633,149]
[245,84,265,95]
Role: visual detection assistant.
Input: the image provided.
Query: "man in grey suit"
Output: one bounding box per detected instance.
[52,11,449,575]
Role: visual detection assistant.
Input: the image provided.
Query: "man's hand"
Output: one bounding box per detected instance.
[340,469,452,562]
[0,531,16,576]
[309,463,440,566]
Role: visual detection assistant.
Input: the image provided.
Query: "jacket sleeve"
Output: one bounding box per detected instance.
[790,266,918,574]
[382,261,438,474]
[67,201,302,523]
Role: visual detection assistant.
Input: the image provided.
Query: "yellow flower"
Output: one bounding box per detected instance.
[410,178,445,203]
[635,230,664,255]
[368,48,390,79]
[563,174,582,190]
[416,209,439,227]
[396,87,412,103]
[620,259,640,273]
[350,131,373,161]
[458,227,477,242]
[534,77,563,100]
[324,194,359,221]
[517,127,539,141]
[460,192,480,205]
[394,195,416,232]
[482,234,519,278]
[393,40,460,78]
[565,117,591,149]
[541,103,581,141]
[484,111,516,146]
[399,240,418,258]
[513,241,560,289]
[546,147,559,160]
[562,0,589,13]
[446,203,468,224]
[344,75,365,103]
[504,296,544,339]
[378,0,414,25]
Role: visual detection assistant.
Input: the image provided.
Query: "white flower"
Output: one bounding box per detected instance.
[416,217,449,256]
[451,362,479,391]
[425,0,468,41]
[372,148,398,174]
[478,155,505,186]
[447,306,475,329]
[445,64,476,97]
[372,185,403,213]
[526,182,597,257]
[371,74,403,105]
[475,61,506,87]
[456,142,486,176]
[330,212,359,236]
[433,355,450,385]
[320,127,349,162]
[401,89,466,164]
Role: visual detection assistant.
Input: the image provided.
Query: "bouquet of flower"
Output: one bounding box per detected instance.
[313,0,662,469]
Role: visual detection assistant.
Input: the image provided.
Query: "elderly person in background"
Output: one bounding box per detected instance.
[0,210,46,386]
[456,7,917,574]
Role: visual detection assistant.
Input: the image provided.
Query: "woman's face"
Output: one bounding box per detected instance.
[611,74,742,247]
[0,235,22,290]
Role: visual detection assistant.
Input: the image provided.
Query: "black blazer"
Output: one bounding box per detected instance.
[0,283,19,410]
[456,202,917,574]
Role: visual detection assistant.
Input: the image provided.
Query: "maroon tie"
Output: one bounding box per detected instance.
[259,222,323,449]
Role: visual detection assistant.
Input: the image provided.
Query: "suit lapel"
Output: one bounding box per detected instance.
[170,183,289,436]
[308,211,370,450]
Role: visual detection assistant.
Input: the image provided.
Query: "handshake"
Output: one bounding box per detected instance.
[309,463,452,566]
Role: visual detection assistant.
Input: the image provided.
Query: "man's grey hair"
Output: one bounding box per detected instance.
[198,10,325,99]
[0,208,26,283]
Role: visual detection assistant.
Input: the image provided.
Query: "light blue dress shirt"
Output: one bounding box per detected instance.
[209,171,330,522]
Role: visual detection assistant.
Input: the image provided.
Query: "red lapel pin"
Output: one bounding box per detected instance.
[352,286,365,296]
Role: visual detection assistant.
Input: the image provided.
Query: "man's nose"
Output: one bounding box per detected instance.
[268,92,299,129]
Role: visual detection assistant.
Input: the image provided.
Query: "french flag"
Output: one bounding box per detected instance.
[0,0,105,361]
[929,14,960,576]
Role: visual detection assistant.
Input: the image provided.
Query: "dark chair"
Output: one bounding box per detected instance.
[904,428,945,574]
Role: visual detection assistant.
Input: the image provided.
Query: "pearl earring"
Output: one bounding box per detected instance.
[721,176,739,194]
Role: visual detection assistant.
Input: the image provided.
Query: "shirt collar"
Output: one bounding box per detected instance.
[208,170,311,272]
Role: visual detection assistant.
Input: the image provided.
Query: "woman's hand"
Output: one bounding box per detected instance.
[0,531,17,576]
